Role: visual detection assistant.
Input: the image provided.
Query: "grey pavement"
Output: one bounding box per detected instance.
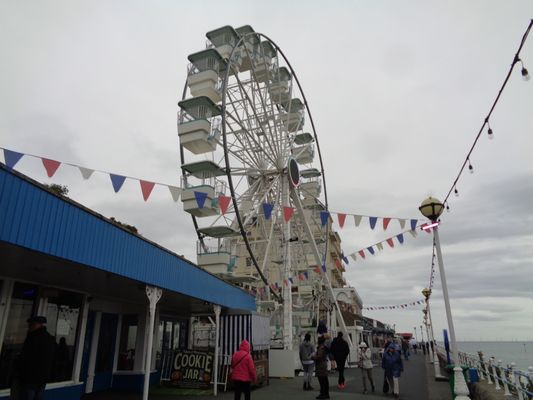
[83,351,453,400]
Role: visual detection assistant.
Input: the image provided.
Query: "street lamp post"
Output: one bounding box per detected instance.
[419,197,469,399]
[423,288,446,380]
[414,326,418,342]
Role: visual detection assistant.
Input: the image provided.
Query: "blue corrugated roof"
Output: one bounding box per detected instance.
[0,164,255,311]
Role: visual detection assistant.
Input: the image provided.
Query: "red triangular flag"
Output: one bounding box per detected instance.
[42,158,61,178]
[218,195,231,215]
[313,266,321,274]
[139,180,155,201]
[386,238,395,248]
[337,213,346,228]
[283,206,294,222]
[358,250,366,259]
[335,259,342,269]
[383,217,391,230]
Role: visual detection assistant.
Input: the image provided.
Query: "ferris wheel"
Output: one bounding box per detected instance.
[177,25,348,349]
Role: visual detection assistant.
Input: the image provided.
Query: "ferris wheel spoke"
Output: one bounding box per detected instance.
[232,73,281,164]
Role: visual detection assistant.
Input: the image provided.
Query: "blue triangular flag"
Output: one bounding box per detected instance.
[304,271,309,279]
[369,216,378,229]
[262,203,274,220]
[321,265,327,272]
[288,277,294,284]
[397,233,404,244]
[110,174,126,193]
[320,211,330,227]
[410,219,417,231]
[194,191,208,208]
[342,255,349,264]
[4,149,24,169]
[367,246,375,255]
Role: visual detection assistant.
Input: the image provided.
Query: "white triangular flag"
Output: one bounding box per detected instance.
[408,229,418,238]
[350,254,357,262]
[353,215,362,227]
[78,166,94,180]
[398,219,406,229]
[168,186,182,202]
[376,242,384,251]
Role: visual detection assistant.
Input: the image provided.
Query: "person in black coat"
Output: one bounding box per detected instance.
[330,332,350,389]
[12,316,56,400]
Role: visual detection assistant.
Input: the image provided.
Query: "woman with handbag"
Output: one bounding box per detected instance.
[230,340,256,400]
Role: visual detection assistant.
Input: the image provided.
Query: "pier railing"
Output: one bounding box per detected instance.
[456,350,533,399]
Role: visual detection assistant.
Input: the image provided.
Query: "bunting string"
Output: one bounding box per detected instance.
[1,147,421,229]
[346,223,433,263]
[363,299,426,311]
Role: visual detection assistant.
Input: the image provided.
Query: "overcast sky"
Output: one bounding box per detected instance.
[1,1,532,343]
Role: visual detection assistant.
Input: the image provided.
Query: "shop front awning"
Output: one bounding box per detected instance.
[0,164,255,311]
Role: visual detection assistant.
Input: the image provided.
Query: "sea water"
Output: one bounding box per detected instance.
[456,341,533,371]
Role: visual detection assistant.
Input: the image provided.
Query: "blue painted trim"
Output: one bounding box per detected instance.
[0,383,84,400]
[112,371,160,393]
[0,165,255,310]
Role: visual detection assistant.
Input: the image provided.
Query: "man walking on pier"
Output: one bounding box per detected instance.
[330,332,349,389]
[382,343,403,399]
[358,342,375,394]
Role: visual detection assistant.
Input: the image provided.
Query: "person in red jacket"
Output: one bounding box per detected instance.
[231,340,256,400]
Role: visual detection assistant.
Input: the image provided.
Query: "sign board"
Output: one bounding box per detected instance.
[170,350,214,388]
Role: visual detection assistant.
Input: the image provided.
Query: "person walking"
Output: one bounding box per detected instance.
[312,336,330,399]
[358,342,375,394]
[11,316,56,400]
[230,340,256,400]
[382,343,403,399]
[330,332,349,389]
[401,339,410,360]
[317,320,327,337]
[299,333,315,391]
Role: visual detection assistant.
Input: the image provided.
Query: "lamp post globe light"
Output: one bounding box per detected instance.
[419,197,469,399]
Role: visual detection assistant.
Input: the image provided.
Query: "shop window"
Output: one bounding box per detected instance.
[0,282,38,389]
[117,314,138,370]
[44,288,83,382]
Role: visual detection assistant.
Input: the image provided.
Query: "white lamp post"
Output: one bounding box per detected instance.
[423,288,446,380]
[419,197,469,399]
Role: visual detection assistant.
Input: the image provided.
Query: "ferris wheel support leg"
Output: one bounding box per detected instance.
[282,178,293,350]
[290,189,353,350]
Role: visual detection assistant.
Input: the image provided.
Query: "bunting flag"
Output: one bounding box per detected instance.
[342,255,349,264]
[218,195,232,215]
[139,180,155,202]
[299,273,305,281]
[42,158,61,178]
[363,299,425,311]
[338,213,346,228]
[369,216,378,230]
[383,217,391,230]
[358,250,366,259]
[288,277,294,284]
[320,211,329,227]
[303,271,309,279]
[398,219,406,229]
[3,149,24,169]
[321,265,327,272]
[353,215,363,227]
[194,191,208,208]
[410,219,418,230]
[386,238,395,248]
[283,206,294,222]
[168,186,182,202]
[335,258,342,269]
[367,246,375,255]
[397,233,404,244]
[110,174,126,193]
[262,202,274,220]
[350,254,357,262]
[79,166,94,180]
[313,266,321,274]
[376,242,384,251]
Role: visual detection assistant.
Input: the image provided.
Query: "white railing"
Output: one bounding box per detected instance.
[457,350,533,399]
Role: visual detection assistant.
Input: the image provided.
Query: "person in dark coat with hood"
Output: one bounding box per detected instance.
[230,340,256,400]
[381,343,403,399]
[12,316,56,400]
[330,332,349,389]
[312,336,330,399]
